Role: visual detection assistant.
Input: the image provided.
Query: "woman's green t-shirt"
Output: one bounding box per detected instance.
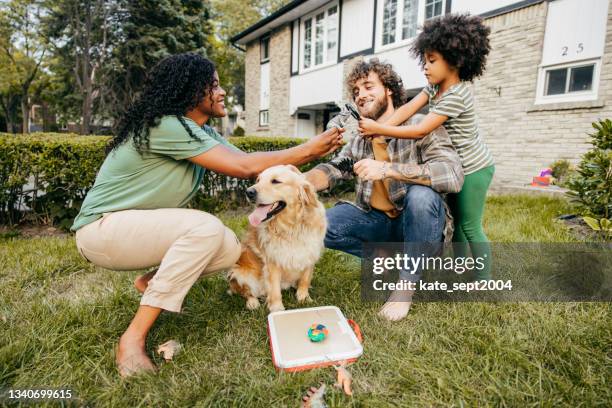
[71,116,238,232]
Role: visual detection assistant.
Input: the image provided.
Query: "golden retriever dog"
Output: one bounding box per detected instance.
[227,165,327,312]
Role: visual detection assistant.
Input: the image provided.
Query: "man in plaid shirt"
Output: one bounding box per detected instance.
[305,59,464,321]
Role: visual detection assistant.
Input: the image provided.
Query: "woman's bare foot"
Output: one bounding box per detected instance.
[302,383,327,408]
[115,334,157,378]
[134,269,157,294]
[378,286,414,321]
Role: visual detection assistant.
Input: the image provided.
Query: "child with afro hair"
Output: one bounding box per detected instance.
[358,14,495,280]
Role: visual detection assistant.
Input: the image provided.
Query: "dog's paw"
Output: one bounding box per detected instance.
[246,297,260,310]
[296,289,313,303]
[268,302,285,313]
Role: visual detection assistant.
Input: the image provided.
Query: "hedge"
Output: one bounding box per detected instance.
[0,133,351,229]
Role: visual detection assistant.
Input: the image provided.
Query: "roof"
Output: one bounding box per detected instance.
[230,0,329,46]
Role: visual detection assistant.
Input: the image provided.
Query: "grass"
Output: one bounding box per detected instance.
[0,194,610,407]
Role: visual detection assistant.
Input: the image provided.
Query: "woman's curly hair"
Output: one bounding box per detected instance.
[108,52,216,154]
[411,14,491,82]
[346,58,406,108]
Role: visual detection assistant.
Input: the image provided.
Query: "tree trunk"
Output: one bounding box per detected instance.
[21,96,30,134]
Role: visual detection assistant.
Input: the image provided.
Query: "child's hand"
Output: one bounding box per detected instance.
[358,118,380,137]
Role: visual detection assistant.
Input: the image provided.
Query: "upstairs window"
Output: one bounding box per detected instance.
[425,0,444,20]
[260,36,270,63]
[378,0,445,49]
[301,3,338,71]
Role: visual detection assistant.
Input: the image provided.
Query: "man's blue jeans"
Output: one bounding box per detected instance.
[324,185,446,281]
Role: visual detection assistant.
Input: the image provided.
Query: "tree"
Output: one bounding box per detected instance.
[0,0,47,133]
[43,0,119,134]
[102,0,213,121]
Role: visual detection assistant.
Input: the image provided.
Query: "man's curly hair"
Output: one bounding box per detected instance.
[347,58,406,108]
[411,14,491,82]
[108,52,216,154]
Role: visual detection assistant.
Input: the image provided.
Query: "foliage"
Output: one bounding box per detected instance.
[566,119,612,219]
[0,0,47,133]
[550,159,573,187]
[232,125,245,136]
[582,216,612,241]
[0,133,348,228]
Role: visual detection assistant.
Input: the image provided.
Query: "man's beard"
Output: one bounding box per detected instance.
[359,96,388,120]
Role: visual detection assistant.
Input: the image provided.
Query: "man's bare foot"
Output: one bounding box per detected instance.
[115,334,157,378]
[134,269,157,294]
[378,286,414,322]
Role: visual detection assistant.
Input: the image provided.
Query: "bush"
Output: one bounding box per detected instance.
[566,119,612,219]
[232,126,245,136]
[550,159,574,187]
[0,133,350,228]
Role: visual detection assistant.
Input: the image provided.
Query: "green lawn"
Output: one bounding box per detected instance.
[0,195,610,407]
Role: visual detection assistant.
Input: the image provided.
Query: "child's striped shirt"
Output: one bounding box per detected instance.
[424,82,494,174]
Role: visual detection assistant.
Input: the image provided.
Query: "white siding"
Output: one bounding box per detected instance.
[451,0,520,15]
[339,0,375,57]
[292,20,300,73]
[541,0,609,66]
[289,63,344,113]
[369,45,427,90]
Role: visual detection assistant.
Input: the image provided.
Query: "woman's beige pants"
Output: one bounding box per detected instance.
[75,208,241,312]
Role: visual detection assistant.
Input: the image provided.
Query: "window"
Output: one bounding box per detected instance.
[425,0,443,20]
[382,0,397,46]
[259,110,269,127]
[378,0,444,49]
[300,2,338,71]
[536,60,599,104]
[260,36,270,63]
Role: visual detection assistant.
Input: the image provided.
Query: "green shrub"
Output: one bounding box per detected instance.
[550,159,574,187]
[566,119,612,219]
[0,133,350,228]
[232,126,245,136]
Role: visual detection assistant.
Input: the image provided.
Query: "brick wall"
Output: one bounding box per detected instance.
[474,1,612,189]
[244,25,295,137]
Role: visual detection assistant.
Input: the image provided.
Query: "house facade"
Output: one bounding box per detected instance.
[231,0,612,189]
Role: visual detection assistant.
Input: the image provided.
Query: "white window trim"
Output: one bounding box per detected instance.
[375,0,445,53]
[535,58,600,105]
[259,110,269,127]
[299,1,339,74]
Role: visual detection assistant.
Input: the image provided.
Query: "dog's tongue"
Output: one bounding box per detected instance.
[248,204,273,226]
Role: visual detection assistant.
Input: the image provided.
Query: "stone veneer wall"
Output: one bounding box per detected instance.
[244,25,295,137]
[473,1,612,189]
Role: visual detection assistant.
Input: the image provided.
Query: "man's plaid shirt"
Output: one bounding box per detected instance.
[314,109,464,242]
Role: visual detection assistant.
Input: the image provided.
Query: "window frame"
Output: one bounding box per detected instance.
[375,0,446,53]
[260,35,270,63]
[299,1,339,73]
[535,58,600,105]
[259,109,269,127]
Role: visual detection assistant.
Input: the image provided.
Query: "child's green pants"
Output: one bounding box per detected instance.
[448,165,495,280]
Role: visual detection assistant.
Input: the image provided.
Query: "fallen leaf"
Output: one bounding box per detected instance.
[334,361,353,396]
[157,340,182,361]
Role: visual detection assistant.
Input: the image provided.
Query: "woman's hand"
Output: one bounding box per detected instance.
[358,118,381,137]
[306,127,345,158]
[354,159,386,181]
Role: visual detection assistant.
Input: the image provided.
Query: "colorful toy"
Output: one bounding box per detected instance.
[532,168,553,187]
[307,323,329,342]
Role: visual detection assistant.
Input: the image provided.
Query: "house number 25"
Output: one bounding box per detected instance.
[561,43,584,56]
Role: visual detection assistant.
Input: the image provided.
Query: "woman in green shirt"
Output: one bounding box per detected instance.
[71,53,343,377]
